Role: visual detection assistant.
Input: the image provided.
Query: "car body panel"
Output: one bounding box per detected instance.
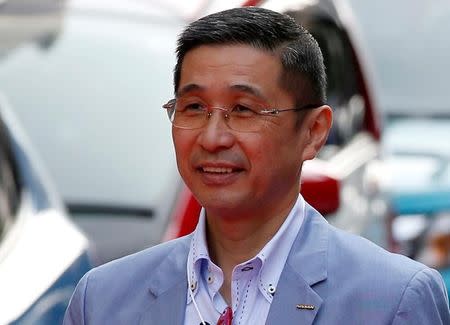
[0,209,90,324]
[11,251,91,325]
[0,95,93,324]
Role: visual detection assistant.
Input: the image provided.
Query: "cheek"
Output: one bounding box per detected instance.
[245,136,281,177]
[172,130,193,171]
[257,133,303,175]
[238,133,266,163]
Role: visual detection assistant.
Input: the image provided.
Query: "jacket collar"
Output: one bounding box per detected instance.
[139,235,191,324]
[266,204,329,325]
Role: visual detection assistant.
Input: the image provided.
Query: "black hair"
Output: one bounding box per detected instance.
[174,6,327,108]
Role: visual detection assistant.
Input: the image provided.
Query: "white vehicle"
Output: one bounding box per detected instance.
[0,1,93,323]
[0,96,93,325]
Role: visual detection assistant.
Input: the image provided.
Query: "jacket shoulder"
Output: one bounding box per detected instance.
[299,205,449,323]
[64,235,191,324]
[89,234,191,282]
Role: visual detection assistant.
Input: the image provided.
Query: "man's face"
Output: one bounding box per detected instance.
[172,44,313,219]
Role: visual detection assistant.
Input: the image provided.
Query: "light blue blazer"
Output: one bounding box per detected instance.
[64,204,450,324]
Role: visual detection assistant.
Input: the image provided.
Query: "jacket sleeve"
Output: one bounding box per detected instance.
[392,267,450,325]
[63,271,90,325]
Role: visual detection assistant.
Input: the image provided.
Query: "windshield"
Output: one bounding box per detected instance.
[0,11,182,208]
[348,0,450,115]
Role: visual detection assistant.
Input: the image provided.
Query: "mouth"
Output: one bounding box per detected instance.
[201,166,235,174]
[195,160,246,186]
[196,164,244,185]
[199,165,245,174]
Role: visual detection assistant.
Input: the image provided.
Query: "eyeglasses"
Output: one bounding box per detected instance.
[162,98,321,133]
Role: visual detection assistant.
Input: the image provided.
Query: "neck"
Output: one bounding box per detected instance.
[206,213,284,264]
[205,194,298,279]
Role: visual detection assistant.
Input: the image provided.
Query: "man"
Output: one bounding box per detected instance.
[64,7,449,324]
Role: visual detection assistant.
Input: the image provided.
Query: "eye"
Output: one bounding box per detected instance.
[231,104,256,116]
[177,101,206,113]
[186,103,204,110]
[233,104,251,112]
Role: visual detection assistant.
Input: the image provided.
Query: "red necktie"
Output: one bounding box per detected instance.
[216,307,233,325]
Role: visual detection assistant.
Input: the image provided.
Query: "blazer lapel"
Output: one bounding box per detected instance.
[266,205,329,325]
[139,280,187,324]
[266,264,323,325]
[139,236,191,325]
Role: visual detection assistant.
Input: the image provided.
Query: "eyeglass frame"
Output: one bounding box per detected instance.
[162,98,323,132]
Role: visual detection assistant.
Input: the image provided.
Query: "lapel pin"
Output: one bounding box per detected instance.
[296,304,315,310]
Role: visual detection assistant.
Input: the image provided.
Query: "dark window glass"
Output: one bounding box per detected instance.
[309,22,365,146]
[0,117,20,241]
[286,10,366,148]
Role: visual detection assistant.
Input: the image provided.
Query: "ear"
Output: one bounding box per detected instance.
[301,105,333,161]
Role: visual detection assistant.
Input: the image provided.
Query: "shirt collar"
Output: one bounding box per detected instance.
[186,195,306,303]
[257,194,305,301]
[187,209,217,303]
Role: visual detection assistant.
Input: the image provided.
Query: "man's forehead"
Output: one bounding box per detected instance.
[181,44,278,68]
[177,44,284,99]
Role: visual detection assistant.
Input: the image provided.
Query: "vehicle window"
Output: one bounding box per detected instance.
[284,10,366,149]
[0,116,20,241]
[307,21,365,147]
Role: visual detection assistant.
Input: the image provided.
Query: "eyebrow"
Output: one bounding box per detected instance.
[230,84,267,101]
[176,83,268,101]
[176,84,205,98]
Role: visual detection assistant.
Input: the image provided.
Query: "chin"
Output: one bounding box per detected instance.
[198,192,255,216]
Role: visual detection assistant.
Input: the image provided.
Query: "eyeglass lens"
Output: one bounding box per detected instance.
[172,105,266,132]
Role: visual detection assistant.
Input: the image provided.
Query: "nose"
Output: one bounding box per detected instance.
[197,109,235,152]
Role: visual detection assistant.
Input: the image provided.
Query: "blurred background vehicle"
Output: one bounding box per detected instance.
[347,0,450,294]
[0,1,93,324]
[0,94,92,325]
